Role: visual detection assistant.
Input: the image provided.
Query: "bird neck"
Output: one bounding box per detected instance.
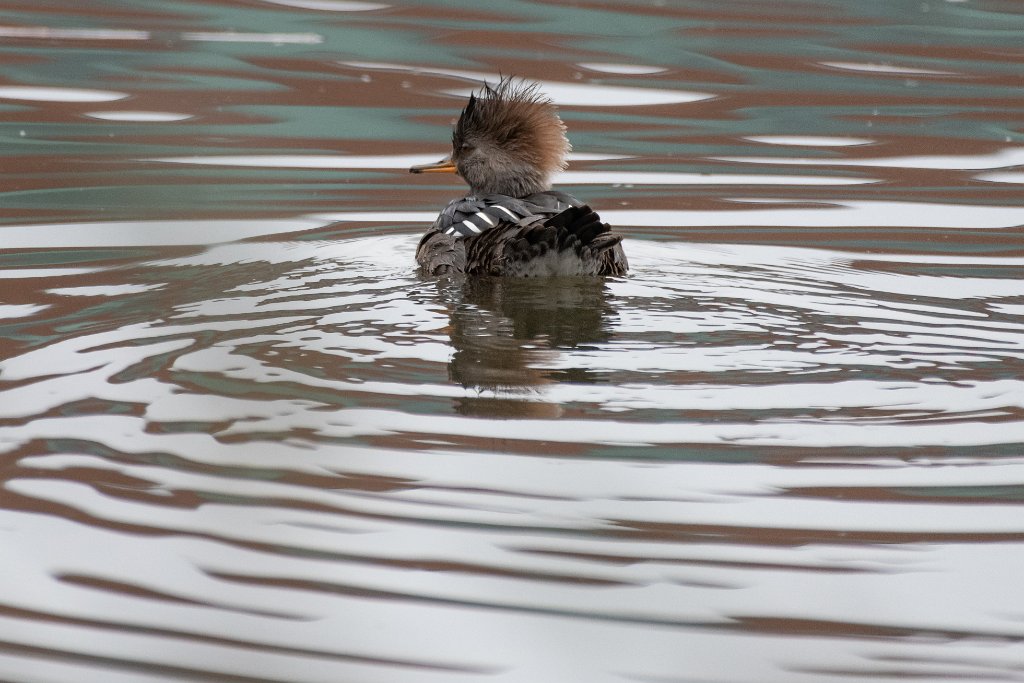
[467,166,550,198]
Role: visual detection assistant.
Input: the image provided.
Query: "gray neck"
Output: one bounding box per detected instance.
[461,154,551,198]
[470,174,549,198]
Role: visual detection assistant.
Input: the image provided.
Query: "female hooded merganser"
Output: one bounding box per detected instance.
[410,77,628,277]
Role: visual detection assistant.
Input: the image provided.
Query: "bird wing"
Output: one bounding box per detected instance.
[415,229,466,276]
[465,204,628,277]
[417,194,627,277]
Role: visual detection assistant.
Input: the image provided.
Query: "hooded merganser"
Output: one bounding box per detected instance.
[410,77,628,277]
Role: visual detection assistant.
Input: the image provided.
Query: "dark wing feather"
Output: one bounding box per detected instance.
[416,230,466,275]
[465,205,628,277]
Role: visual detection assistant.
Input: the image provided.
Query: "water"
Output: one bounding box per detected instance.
[2,1,1024,681]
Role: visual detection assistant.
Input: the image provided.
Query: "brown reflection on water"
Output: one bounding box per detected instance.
[446,278,614,383]
[422,276,614,419]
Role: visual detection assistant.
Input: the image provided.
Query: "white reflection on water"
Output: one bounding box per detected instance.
[180,31,323,44]
[45,283,166,297]
[259,0,389,10]
[820,61,960,76]
[0,26,151,40]
[576,63,667,75]
[556,171,875,186]
[609,199,1024,228]
[86,111,193,122]
[310,408,1024,448]
[311,200,1024,229]
[0,86,129,102]
[0,304,50,319]
[717,146,1024,170]
[744,135,875,147]
[977,170,1024,184]
[0,23,330,46]
[0,217,331,248]
[0,267,103,279]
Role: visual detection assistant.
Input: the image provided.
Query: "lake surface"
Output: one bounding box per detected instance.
[2,1,1024,681]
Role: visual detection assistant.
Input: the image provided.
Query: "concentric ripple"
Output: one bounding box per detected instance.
[4,227,1024,682]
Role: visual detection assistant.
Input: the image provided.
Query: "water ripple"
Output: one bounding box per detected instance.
[3,1,1024,680]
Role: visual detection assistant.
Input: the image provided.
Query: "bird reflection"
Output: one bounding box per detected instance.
[438,276,617,417]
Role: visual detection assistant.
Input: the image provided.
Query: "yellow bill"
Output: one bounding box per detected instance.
[409,156,457,174]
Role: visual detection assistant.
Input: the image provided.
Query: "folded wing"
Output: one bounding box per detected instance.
[417,204,628,277]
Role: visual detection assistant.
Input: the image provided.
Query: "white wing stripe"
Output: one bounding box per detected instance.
[493,205,518,220]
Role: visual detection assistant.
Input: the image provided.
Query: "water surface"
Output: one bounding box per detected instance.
[2,1,1024,682]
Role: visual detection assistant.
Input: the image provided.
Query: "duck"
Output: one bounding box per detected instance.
[410,77,628,277]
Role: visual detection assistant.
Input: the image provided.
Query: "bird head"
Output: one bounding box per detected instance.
[411,77,571,197]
